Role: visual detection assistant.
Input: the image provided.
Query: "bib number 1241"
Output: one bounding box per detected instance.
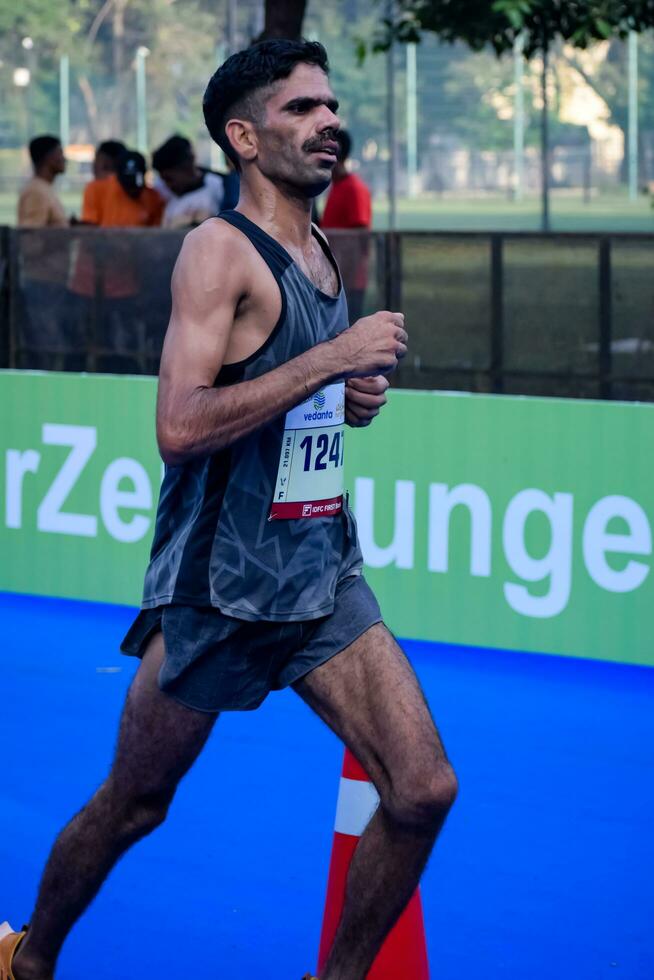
[300,430,344,472]
[270,382,346,520]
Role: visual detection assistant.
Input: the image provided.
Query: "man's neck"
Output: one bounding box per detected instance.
[237,178,316,251]
[35,167,55,184]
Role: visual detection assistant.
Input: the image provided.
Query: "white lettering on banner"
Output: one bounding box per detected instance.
[37,424,98,537]
[5,425,153,544]
[583,495,651,593]
[354,478,651,620]
[503,490,573,618]
[100,458,152,544]
[5,449,41,529]
[354,477,415,569]
[428,483,492,577]
[4,431,652,613]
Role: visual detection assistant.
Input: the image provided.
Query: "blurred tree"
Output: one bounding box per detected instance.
[305,5,387,187]
[0,0,219,149]
[384,0,654,55]
[372,0,654,227]
[563,32,654,181]
[259,0,307,39]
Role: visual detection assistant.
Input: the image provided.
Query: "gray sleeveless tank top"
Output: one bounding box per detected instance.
[141,210,363,621]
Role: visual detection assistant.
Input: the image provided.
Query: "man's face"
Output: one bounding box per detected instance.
[93,151,114,180]
[158,158,197,196]
[251,63,340,198]
[49,144,66,176]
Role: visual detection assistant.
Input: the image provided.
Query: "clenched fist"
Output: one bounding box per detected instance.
[332,311,407,378]
[345,375,390,427]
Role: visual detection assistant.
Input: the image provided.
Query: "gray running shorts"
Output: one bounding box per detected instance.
[120,573,382,713]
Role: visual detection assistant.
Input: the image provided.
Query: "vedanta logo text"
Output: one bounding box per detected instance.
[304,410,334,421]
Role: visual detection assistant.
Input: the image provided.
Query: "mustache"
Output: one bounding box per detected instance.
[302,130,338,153]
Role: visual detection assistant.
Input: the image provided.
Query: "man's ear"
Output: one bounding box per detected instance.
[225,118,257,164]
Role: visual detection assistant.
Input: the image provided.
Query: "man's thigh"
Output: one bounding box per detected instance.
[292,623,449,795]
[110,632,218,800]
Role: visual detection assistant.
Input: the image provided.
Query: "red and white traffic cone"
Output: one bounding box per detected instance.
[317,748,430,979]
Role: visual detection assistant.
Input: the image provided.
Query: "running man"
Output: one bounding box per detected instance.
[1,40,457,980]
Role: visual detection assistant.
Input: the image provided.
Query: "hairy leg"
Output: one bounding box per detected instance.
[14,633,217,980]
[293,624,457,980]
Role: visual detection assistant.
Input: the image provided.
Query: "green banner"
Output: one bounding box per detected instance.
[2,371,652,666]
[2,371,160,606]
[350,389,653,667]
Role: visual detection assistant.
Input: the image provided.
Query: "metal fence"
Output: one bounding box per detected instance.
[1,226,653,401]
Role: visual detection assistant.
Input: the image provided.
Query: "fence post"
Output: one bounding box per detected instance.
[390,231,402,311]
[598,237,612,399]
[381,231,402,314]
[490,234,504,393]
[0,227,9,368]
[6,228,19,369]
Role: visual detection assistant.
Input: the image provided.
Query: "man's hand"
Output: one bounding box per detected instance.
[330,311,407,378]
[345,375,390,427]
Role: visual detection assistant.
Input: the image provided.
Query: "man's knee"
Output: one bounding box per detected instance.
[382,761,458,831]
[104,780,174,842]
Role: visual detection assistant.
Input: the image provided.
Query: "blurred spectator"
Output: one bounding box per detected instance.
[72,151,163,372]
[152,134,238,227]
[17,135,68,227]
[92,140,127,180]
[321,130,372,321]
[82,149,164,228]
[15,136,72,367]
[321,130,371,231]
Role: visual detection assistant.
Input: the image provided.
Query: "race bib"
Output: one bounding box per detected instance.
[270,382,345,519]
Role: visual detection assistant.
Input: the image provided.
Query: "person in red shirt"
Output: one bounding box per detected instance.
[322,129,371,228]
[321,130,371,320]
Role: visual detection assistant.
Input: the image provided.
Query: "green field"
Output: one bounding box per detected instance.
[373,191,654,233]
[1,189,653,232]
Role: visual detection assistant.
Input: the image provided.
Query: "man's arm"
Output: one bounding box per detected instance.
[157,221,407,466]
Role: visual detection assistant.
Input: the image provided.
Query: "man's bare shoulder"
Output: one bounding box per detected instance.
[174,217,252,296]
[182,216,252,260]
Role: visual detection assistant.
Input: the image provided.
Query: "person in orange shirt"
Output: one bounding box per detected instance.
[73,151,165,372]
[82,149,164,228]
[92,139,127,181]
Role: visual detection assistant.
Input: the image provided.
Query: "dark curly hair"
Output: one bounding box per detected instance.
[203,39,329,170]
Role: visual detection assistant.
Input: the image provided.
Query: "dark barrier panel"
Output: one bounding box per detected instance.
[0,226,9,369]
[1,226,653,400]
[6,227,186,375]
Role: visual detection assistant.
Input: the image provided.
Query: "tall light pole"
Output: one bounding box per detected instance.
[540,45,550,232]
[13,66,31,144]
[59,54,70,147]
[386,0,398,230]
[628,31,638,202]
[227,0,238,56]
[513,34,525,201]
[406,42,418,198]
[135,46,150,154]
[21,37,34,140]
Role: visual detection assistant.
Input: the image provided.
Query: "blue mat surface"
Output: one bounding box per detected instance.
[1,591,653,979]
